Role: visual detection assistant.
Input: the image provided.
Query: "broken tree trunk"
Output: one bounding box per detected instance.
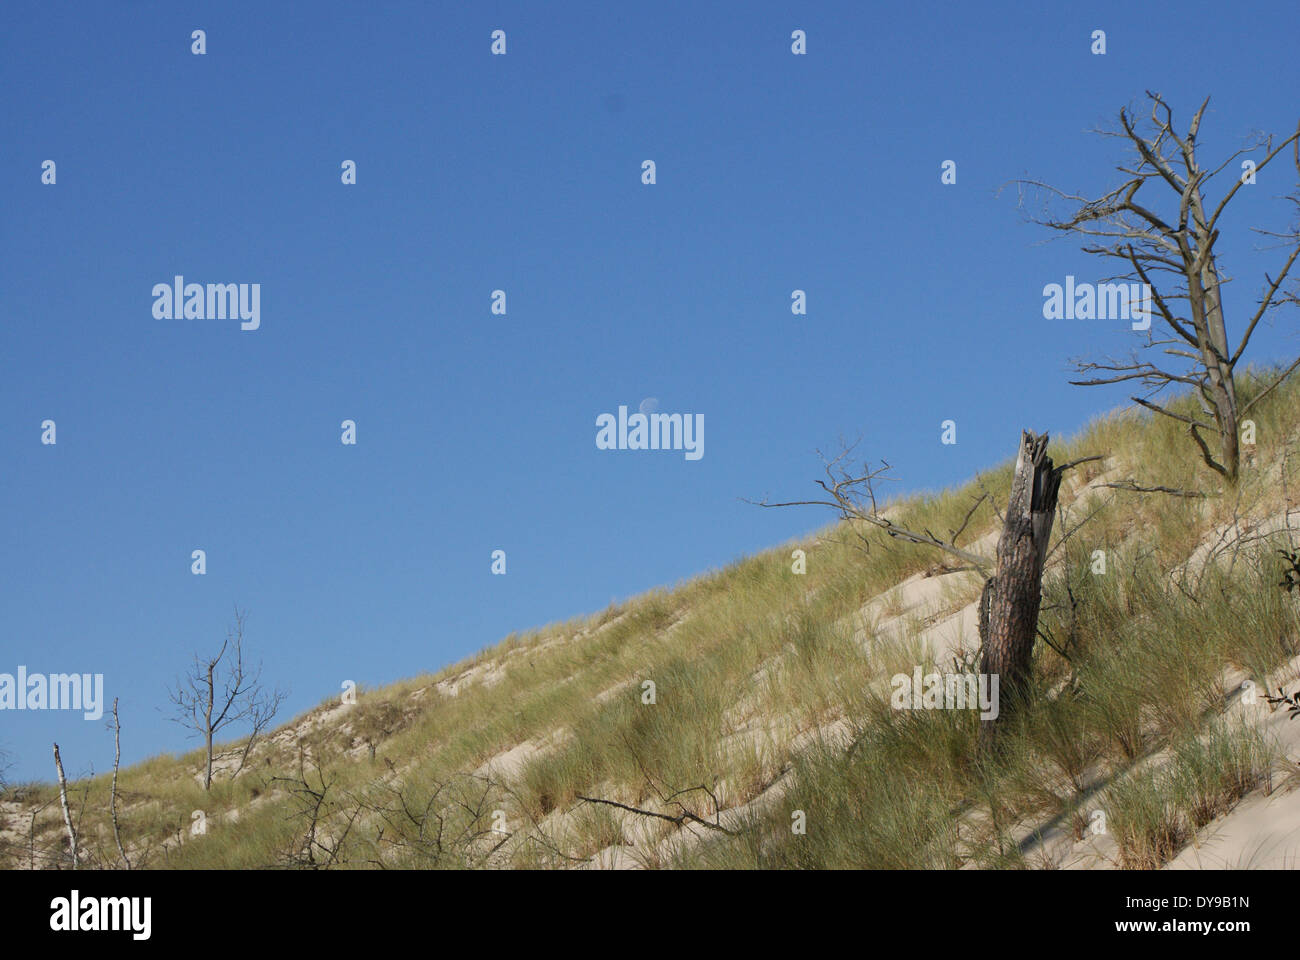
[977,431,1062,753]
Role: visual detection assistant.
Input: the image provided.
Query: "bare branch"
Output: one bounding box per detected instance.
[1241,355,1300,416]
[1130,395,1215,430]
[749,453,993,575]
[1100,479,1209,498]
[945,492,987,548]
[574,794,737,835]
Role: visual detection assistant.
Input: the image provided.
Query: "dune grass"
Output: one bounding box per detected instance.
[5,368,1300,870]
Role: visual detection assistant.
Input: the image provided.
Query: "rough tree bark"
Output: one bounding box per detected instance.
[977,431,1062,753]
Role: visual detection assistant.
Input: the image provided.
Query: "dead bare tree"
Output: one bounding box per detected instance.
[756,433,1100,750]
[1011,92,1300,485]
[108,698,130,869]
[169,608,286,790]
[51,743,77,868]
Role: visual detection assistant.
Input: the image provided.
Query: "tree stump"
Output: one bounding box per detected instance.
[977,431,1062,753]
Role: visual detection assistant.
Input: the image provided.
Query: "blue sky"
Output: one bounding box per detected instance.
[3,0,1298,782]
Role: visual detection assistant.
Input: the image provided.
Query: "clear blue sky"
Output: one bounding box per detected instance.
[3,0,1298,782]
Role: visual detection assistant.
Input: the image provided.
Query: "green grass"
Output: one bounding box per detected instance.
[5,368,1300,870]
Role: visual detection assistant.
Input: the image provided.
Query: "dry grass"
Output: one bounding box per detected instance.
[4,368,1300,869]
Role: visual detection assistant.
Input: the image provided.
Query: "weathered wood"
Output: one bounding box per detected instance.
[52,742,78,868]
[110,697,131,869]
[978,431,1062,752]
